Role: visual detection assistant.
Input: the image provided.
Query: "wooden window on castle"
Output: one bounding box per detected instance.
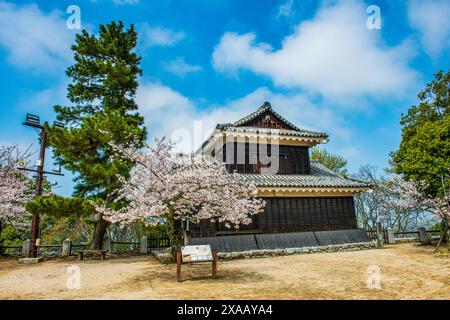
[223,142,311,174]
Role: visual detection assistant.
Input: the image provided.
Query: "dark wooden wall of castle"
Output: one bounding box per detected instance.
[190,197,358,238]
[220,142,311,175]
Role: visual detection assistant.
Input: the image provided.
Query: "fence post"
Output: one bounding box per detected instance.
[62,238,72,257]
[447,227,450,244]
[418,227,430,245]
[140,236,148,254]
[22,239,30,257]
[387,228,395,244]
[376,222,383,247]
[102,235,111,252]
[184,230,192,246]
[176,251,182,282]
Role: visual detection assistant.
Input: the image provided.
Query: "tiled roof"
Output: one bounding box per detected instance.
[233,102,301,129]
[198,101,328,152]
[217,126,327,138]
[238,160,370,189]
[215,101,327,138]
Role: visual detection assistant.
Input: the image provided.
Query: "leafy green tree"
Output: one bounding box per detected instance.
[38,214,93,245]
[310,147,348,176]
[391,70,450,198]
[25,195,94,219]
[47,21,147,249]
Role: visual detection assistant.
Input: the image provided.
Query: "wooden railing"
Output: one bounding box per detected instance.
[365,228,442,241]
[0,241,140,256]
[0,245,22,255]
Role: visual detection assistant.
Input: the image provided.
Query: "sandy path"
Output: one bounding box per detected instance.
[0,243,448,300]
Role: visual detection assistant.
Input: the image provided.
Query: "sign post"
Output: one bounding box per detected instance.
[176,245,217,282]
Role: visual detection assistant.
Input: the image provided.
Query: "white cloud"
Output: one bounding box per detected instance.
[163,57,202,77]
[408,0,450,58]
[212,0,418,101]
[277,0,294,18]
[339,146,360,159]
[0,1,75,72]
[136,83,353,154]
[141,24,185,48]
[89,0,139,4]
[18,81,69,117]
[113,0,139,4]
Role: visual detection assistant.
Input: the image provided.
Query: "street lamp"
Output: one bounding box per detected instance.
[19,114,64,258]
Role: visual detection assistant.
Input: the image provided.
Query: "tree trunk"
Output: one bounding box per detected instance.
[440,219,448,244]
[0,221,3,256]
[92,216,109,250]
[166,209,183,259]
[434,219,449,252]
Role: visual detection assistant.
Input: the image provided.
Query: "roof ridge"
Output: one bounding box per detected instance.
[311,161,343,177]
[237,170,370,189]
[217,126,326,138]
[232,102,272,127]
[230,102,327,139]
[259,101,272,109]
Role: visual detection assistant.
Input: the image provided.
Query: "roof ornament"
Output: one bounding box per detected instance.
[262,101,272,108]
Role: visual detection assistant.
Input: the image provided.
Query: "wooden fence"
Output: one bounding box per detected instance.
[2,229,442,256]
[365,228,442,242]
[365,228,388,242]
[147,236,170,251]
[0,245,22,256]
[0,241,139,256]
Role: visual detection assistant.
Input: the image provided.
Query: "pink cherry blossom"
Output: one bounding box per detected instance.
[95,137,265,231]
[388,174,449,221]
[0,145,32,227]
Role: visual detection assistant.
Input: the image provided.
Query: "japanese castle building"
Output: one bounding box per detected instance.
[192,102,370,242]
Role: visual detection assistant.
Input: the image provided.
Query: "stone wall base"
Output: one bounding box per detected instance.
[217,241,377,260]
[150,249,173,264]
[150,241,377,263]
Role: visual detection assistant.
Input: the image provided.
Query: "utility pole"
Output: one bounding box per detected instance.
[19,114,64,258]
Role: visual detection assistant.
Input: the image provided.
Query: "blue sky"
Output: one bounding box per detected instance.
[0,0,449,196]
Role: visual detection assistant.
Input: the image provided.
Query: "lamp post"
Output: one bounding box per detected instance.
[20,114,64,258]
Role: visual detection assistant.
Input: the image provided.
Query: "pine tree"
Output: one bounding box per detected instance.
[310,147,348,176]
[47,21,147,249]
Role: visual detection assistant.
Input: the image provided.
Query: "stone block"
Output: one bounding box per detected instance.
[140,236,148,254]
[22,239,30,257]
[62,239,72,257]
[418,227,431,245]
[387,229,396,244]
[156,253,173,264]
[18,257,43,264]
[102,235,111,252]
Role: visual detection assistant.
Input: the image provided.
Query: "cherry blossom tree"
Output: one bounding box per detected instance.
[353,166,434,231]
[389,174,449,250]
[0,145,32,232]
[95,137,265,255]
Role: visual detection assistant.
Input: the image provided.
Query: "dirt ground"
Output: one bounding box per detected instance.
[0,243,448,300]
